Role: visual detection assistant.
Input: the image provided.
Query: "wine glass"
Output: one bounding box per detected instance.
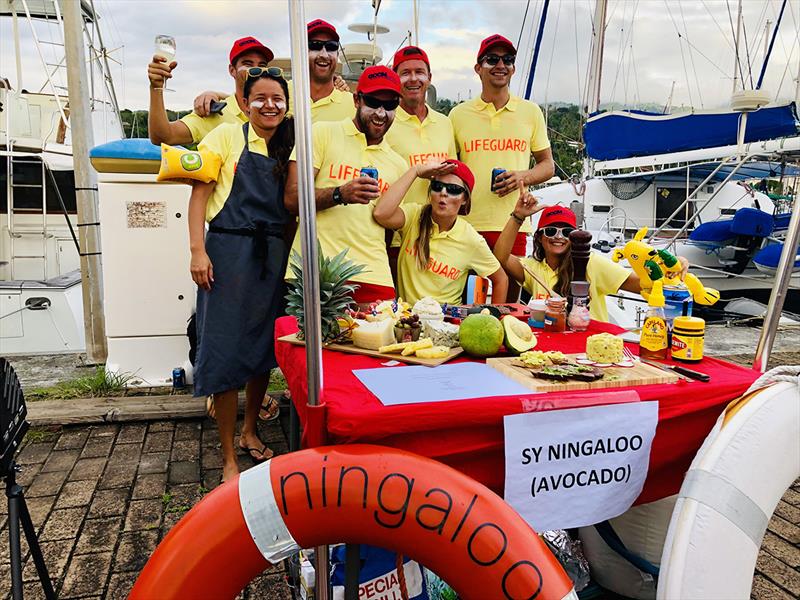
[154,35,176,91]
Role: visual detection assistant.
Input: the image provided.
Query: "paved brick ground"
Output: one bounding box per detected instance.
[2,416,798,599]
[0,419,294,600]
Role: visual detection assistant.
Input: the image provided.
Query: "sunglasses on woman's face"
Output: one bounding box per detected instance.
[308,40,340,53]
[359,93,400,111]
[540,226,575,239]
[247,66,285,79]
[431,180,467,197]
[482,53,516,67]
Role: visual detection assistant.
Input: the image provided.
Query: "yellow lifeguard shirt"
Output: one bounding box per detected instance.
[520,254,630,322]
[181,94,247,144]
[396,203,500,305]
[286,82,356,123]
[385,105,457,206]
[449,95,550,233]
[198,122,267,222]
[288,118,407,287]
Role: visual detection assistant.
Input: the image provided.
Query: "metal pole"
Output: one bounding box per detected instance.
[63,0,107,362]
[753,197,800,372]
[732,0,743,94]
[287,1,328,598]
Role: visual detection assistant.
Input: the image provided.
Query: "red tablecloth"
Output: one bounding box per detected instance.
[275,316,759,504]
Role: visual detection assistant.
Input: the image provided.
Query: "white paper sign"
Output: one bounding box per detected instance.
[504,401,658,531]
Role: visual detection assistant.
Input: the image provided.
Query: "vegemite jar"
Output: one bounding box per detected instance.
[671,316,705,363]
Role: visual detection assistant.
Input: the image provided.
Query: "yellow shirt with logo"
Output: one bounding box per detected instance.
[181,94,247,145]
[385,105,457,206]
[520,253,630,322]
[449,95,550,233]
[288,118,407,287]
[197,122,268,222]
[396,203,500,305]
[287,82,356,123]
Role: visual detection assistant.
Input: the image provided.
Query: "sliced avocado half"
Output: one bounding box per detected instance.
[502,316,537,355]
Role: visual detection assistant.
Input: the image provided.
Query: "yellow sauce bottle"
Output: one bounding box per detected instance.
[639,296,669,360]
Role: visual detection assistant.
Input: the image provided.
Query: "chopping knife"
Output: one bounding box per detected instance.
[639,357,711,382]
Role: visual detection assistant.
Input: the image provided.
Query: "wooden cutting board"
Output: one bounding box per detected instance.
[486,353,679,392]
[278,333,463,367]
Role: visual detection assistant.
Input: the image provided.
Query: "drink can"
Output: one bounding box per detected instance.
[172,367,186,389]
[360,167,379,180]
[491,168,506,192]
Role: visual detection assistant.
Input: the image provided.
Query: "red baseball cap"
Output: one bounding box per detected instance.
[477,34,516,62]
[537,205,577,229]
[307,18,339,41]
[229,36,274,65]
[392,45,430,71]
[443,159,475,193]
[357,66,401,96]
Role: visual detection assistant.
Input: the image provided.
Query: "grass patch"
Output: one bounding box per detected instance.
[26,367,135,401]
[23,427,60,444]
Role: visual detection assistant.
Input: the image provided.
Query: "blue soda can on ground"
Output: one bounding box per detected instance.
[361,167,379,181]
[172,367,186,389]
[491,168,506,192]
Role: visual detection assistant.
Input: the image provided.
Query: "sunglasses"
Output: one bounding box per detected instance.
[482,53,516,67]
[540,226,575,239]
[308,40,340,53]
[431,180,467,196]
[359,93,400,111]
[247,66,285,79]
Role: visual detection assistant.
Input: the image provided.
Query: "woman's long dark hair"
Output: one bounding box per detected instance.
[244,73,294,181]
[532,230,573,297]
[413,181,471,270]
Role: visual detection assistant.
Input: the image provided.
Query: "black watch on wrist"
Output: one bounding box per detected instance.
[332,187,345,205]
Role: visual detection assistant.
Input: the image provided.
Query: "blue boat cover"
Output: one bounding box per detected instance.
[753,243,800,269]
[689,220,735,244]
[90,138,163,161]
[584,102,799,161]
[690,208,775,244]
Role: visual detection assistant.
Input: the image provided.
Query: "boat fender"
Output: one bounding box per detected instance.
[130,445,577,600]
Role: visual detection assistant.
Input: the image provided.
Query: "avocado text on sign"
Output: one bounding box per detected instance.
[503,400,658,531]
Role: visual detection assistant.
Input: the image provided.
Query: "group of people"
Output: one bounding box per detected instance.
[146,20,670,481]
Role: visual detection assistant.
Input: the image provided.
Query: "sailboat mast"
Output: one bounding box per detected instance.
[732,0,743,93]
[586,0,607,114]
[63,0,107,363]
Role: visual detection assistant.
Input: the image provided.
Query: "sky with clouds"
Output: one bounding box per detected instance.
[1,0,799,113]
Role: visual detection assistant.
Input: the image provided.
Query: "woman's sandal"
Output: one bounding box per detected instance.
[206,395,216,420]
[258,394,281,422]
[238,442,274,463]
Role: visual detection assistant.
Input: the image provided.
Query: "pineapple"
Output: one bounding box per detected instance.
[285,245,368,343]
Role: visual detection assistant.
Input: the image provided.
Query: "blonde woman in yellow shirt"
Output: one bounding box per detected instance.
[373,159,508,305]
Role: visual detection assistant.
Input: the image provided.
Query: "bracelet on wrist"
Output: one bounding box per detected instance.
[510,212,525,224]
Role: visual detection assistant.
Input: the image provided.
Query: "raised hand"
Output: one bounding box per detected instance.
[415,161,457,180]
[513,180,543,217]
[148,55,176,90]
[338,177,381,205]
[193,91,226,117]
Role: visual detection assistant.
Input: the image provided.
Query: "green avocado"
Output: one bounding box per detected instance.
[502,316,537,355]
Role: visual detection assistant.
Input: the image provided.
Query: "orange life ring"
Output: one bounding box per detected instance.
[130,445,575,600]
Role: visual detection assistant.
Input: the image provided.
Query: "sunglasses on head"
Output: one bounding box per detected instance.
[540,226,575,239]
[482,53,516,67]
[431,180,467,196]
[308,39,340,53]
[359,93,400,111]
[247,66,284,79]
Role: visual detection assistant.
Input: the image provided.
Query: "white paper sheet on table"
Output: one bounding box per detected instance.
[353,362,535,406]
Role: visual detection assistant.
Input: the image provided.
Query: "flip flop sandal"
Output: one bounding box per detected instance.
[205,396,216,420]
[238,443,273,463]
[258,395,281,422]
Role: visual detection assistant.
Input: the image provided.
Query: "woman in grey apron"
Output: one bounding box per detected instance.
[188,68,293,482]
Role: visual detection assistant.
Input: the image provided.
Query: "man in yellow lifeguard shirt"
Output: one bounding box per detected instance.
[284,66,407,303]
[385,46,457,206]
[449,33,555,300]
[147,36,273,145]
[193,20,354,125]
